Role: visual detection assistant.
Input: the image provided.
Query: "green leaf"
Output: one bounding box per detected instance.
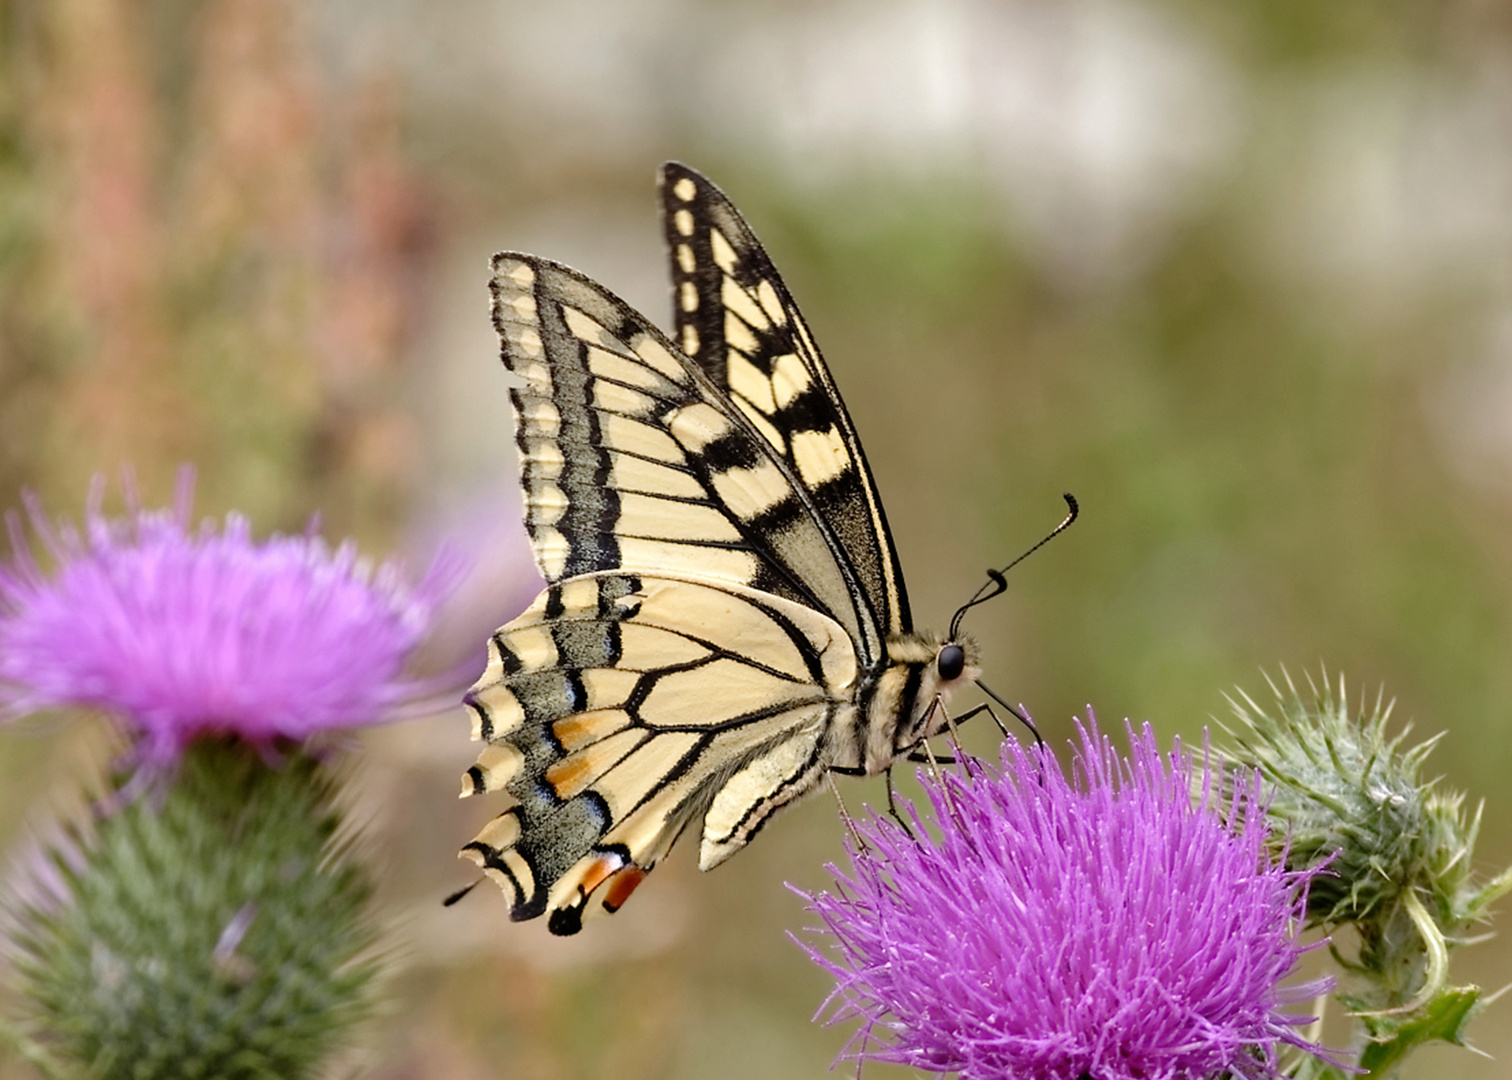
[1356,986,1482,1077]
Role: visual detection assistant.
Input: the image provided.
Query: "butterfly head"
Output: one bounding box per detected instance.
[881,632,982,756]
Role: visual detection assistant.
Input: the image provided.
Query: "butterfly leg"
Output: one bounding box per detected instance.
[975,682,1044,750]
[906,698,1042,769]
[825,771,873,851]
[904,708,975,835]
[950,702,1010,737]
[883,765,917,839]
[941,699,991,778]
[955,701,1044,751]
[909,698,949,784]
[907,746,958,765]
[954,699,1049,783]
[951,700,1047,792]
[902,695,967,767]
[920,738,973,835]
[825,764,909,840]
[937,694,967,750]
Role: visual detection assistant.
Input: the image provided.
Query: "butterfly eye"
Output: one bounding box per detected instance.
[937,644,966,682]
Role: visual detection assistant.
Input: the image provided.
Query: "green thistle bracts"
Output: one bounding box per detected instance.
[1219,670,1512,1078]
[8,740,379,1080]
[1224,670,1471,933]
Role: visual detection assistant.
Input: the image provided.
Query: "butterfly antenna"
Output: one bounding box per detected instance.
[949,493,1079,640]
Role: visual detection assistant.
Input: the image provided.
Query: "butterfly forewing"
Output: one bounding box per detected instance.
[493,253,882,658]
[660,162,911,638]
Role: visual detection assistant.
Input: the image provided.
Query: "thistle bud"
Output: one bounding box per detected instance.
[9,742,378,1080]
[1219,669,1512,1051]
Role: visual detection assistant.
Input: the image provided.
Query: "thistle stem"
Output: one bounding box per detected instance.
[1352,889,1448,1019]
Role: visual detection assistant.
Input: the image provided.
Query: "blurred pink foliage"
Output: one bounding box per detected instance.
[0,0,434,535]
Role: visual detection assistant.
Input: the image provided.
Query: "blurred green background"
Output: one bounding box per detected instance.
[4,0,1512,1077]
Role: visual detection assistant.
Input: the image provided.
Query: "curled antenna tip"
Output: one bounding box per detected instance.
[948,492,1081,640]
[996,491,1079,579]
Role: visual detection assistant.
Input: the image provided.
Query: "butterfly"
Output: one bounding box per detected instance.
[458,163,1070,935]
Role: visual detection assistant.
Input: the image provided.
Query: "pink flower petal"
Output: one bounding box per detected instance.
[797,718,1332,1080]
[0,473,456,762]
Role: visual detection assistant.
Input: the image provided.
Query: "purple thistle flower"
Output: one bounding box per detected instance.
[797,720,1332,1080]
[0,472,456,763]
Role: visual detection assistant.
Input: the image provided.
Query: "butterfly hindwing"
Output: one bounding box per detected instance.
[660,162,911,638]
[460,572,859,934]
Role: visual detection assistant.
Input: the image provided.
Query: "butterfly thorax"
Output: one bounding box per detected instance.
[851,632,981,775]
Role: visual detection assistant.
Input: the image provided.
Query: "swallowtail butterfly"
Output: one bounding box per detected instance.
[459,163,1046,935]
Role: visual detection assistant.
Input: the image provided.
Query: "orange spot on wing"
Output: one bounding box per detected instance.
[601,865,647,913]
[551,709,627,753]
[545,755,592,798]
[578,853,624,898]
[551,714,595,753]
